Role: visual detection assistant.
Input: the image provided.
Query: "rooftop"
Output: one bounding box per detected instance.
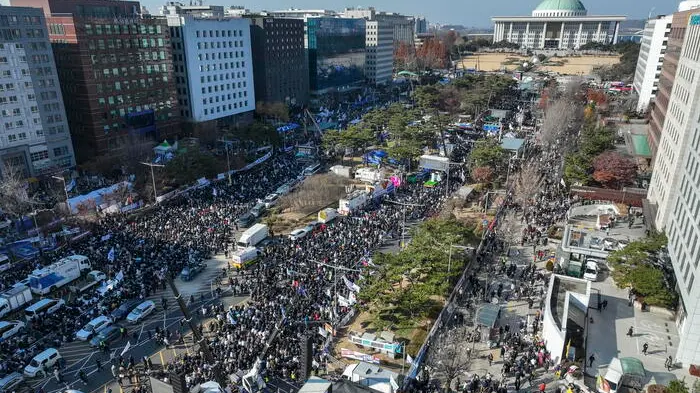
[535,0,586,12]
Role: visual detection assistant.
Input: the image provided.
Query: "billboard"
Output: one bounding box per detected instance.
[419,155,449,172]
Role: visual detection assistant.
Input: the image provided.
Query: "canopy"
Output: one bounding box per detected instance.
[619,357,646,377]
[476,304,501,328]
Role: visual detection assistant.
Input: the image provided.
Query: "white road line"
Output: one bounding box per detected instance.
[138,323,145,341]
[74,351,94,376]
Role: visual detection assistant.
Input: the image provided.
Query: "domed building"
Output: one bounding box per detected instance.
[492,0,625,49]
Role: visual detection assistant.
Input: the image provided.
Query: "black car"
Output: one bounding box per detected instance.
[89,325,121,347]
[236,213,255,228]
[110,299,140,321]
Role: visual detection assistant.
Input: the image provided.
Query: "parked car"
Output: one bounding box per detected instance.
[617,239,630,250]
[0,320,25,340]
[583,261,599,281]
[110,299,141,321]
[250,203,266,218]
[236,213,255,228]
[75,315,112,341]
[589,237,603,250]
[126,300,156,323]
[180,262,206,281]
[603,237,618,251]
[89,325,122,347]
[262,193,279,209]
[0,372,24,392]
[23,348,62,377]
[289,228,310,241]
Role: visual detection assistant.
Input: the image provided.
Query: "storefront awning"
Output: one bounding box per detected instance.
[476,304,501,328]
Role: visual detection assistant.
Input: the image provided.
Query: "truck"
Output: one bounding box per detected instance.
[338,190,369,215]
[318,208,339,224]
[597,357,646,393]
[230,247,260,269]
[0,285,33,318]
[28,255,91,295]
[237,224,269,248]
[68,270,107,294]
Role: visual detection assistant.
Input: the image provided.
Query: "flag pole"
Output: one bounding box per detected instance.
[401,343,406,377]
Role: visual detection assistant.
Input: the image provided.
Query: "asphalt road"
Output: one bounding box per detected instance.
[25,257,247,393]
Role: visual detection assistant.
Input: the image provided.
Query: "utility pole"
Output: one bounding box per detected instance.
[140,162,164,203]
[310,259,362,328]
[383,199,425,248]
[166,275,227,387]
[218,138,235,185]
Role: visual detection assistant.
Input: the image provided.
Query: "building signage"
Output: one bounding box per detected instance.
[691,14,700,25]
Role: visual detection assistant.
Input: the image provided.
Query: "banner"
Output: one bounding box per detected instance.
[340,349,380,364]
[343,276,361,292]
[107,247,115,262]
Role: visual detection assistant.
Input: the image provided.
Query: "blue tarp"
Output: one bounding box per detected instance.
[276,123,300,133]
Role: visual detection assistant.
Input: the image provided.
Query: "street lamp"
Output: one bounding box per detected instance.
[51,175,70,215]
[140,162,165,203]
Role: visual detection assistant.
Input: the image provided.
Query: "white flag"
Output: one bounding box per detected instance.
[406,354,414,364]
[343,275,361,292]
[120,340,131,356]
[107,247,115,262]
[115,270,124,282]
[560,178,566,187]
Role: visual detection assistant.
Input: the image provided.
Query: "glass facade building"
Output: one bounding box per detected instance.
[306,17,365,91]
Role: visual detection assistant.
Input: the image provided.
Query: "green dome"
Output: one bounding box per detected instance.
[534,0,586,11]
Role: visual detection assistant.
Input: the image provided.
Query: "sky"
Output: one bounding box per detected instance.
[141,0,677,27]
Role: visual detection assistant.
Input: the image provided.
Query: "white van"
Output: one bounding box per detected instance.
[25,298,65,321]
[583,261,599,281]
[23,348,62,377]
[75,315,112,341]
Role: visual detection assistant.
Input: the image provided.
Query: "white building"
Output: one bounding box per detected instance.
[361,20,393,85]
[658,14,700,366]
[165,14,255,123]
[633,15,672,112]
[342,7,416,46]
[225,6,250,17]
[160,2,224,17]
[266,9,337,20]
[491,0,625,50]
[0,6,75,177]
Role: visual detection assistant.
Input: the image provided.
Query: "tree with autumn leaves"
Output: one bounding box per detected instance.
[395,37,449,71]
[592,151,637,188]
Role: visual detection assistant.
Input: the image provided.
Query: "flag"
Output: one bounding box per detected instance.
[560,178,566,187]
[407,354,414,364]
[212,188,218,197]
[107,247,115,262]
[120,340,131,356]
[343,276,361,292]
[101,234,111,242]
[115,270,124,282]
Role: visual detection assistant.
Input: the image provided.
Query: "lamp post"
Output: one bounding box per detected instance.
[218,138,235,185]
[140,162,165,203]
[51,175,70,215]
[310,258,362,328]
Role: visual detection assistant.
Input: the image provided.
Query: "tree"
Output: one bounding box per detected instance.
[513,161,544,206]
[471,166,494,184]
[0,163,39,219]
[322,124,375,155]
[592,151,637,188]
[425,326,473,389]
[469,139,506,170]
[625,266,677,308]
[540,97,584,146]
[667,380,690,393]
[563,152,593,186]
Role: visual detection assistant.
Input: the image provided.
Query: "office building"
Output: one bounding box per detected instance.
[11,0,181,162]
[225,6,249,17]
[160,2,224,17]
[165,12,255,129]
[491,0,625,49]
[249,17,308,105]
[414,17,428,34]
[648,2,700,160]
[342,7,415,46]
[364,20,393,85]
[633,15,672,113]
[0,6,75,177]
[266,9,337,20]
[306,17,365,92]
[655,11,700,366]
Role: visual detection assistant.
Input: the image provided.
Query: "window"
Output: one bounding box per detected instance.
[7,134,16,142]
[30,150,49,161]
[53,146,69,157]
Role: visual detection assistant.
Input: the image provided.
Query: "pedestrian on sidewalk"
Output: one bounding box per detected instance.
[487,352,494,367]
[627,326,634,337]
[642,343,649,355]
[665,356,673,371]
[602,300,608,310]
[588,354,595,367]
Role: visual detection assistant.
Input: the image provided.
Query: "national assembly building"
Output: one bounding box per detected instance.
[492,0,625,50]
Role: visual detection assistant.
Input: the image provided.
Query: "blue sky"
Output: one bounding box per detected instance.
[142,0,677,27]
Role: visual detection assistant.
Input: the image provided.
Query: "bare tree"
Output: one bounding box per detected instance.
[0,162,39,219]
[278,174,350,214]
[539,99,584,148]
[513,161,544,207]
[426,325,473,389]
[497,215,522,256]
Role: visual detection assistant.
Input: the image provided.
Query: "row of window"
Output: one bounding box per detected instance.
[201,86,249,98]
[98,64,169,79]
[0,42,48,51]
[202,101,249,116]
[195,29,244,39]
[0,28,44,40]
[85,24,163,36]
[0,14,43,27]
[196,51,246,61]
[195,40,246,50]
[91,51,166,65]
[198,61,246,72]
[96,76,170,94]
[87,37,166,50]
[201,94,248,106]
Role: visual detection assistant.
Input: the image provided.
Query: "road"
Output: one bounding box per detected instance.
[26,253,248,393]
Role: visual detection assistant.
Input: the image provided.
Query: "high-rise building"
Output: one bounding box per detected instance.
[342,7,415,46]
[632,15,672,113]
[0,6,75,177]
[165,12,255,130]
[648,2,700,161]
[11,0,181,162]
[652,10,700,366]
[249,17,308,105]
[646,9,699,230]
[306,17,365,92]
[414,16,428,34]
[492,0,625,49]
[364,20,393,85]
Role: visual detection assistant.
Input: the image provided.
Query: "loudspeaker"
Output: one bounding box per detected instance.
[299,335,313,381]
[170,371,187,393]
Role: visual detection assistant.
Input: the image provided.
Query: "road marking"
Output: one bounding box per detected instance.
[138,323,145,341]
[159,350,165,365]
[75,351,94,376]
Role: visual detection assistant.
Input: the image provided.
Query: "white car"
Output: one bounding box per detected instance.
[263,193,279,208]
[289,228,310,241]
[583,261,599,281]
[0,320,26,340]
[75,315,112,341]
[126,300,156,323]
